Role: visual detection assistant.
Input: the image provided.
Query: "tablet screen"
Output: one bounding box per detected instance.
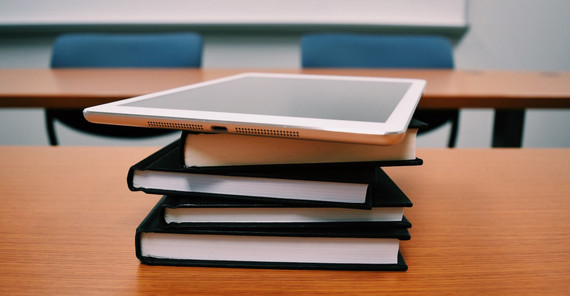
[123,76,411,123]
[84,73,425,144]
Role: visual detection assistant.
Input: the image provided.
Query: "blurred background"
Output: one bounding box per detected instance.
[0,0,568,147]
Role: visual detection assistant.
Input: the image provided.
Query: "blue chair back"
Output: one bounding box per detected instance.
[51,33,202,68]
[46,32,203,145]
[301,33,453,69]
[300,33,458,147]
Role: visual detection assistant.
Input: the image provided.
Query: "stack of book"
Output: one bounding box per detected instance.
[128,120,424,271]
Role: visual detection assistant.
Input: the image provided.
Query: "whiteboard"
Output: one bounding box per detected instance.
[0,0,467,28]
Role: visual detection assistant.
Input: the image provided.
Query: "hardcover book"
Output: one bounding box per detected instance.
[127,140,422,209]
[162,199,411,230]
[136,201,410,271]
[161,167,412,229]
[182,119,426,167]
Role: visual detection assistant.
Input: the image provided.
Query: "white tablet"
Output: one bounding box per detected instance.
[84,73,425,145]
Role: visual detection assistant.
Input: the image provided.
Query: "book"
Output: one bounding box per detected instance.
[181,119,426,167]
[161,167,412,229]
[162,199,411,229]
[136,200,410,270]
[127,140,422,209]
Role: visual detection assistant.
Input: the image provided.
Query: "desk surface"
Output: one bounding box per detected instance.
[0,147,568,295]
[1,68,570,108]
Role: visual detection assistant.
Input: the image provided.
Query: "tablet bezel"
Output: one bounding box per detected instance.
[83,73,426,145]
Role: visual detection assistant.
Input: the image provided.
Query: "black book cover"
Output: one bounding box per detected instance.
[164,168,412,208]
[135,200,409,271]
[160,168,413,229]
[127,140,421,209]
[408,118,429,130]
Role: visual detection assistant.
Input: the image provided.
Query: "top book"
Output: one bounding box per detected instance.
[182,119,426,167]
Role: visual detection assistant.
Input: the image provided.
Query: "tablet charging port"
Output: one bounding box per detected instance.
[211,126,228,133]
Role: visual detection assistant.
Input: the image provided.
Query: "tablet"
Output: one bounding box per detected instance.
[84,73,425,145]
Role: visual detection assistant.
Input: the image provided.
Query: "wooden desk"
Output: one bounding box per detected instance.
[1,69,570,147]
[0,147,568,295]
[2,69,569,108]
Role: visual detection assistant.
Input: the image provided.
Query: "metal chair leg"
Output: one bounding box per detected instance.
[447,112,460,148]
[45,110,59,146]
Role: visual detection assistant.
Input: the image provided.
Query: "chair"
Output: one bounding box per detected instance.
[301,33,459,147]
[47,32,203,145]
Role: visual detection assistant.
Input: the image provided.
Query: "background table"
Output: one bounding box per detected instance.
[0,146,568,295]
[1,69,570,147]
[2,69,569,108]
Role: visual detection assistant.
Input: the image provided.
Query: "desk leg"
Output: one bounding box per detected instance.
[492,109,526,147]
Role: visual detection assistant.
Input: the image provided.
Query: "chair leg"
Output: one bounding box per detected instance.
[447,112,459,148]
[45,111,59,146]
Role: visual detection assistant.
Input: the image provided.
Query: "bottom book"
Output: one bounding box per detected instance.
[136,200,410,271]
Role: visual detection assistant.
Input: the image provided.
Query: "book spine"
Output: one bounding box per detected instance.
[127,140,182,191]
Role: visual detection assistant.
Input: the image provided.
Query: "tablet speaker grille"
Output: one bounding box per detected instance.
[147,121,204,131]
[235,127,300,138]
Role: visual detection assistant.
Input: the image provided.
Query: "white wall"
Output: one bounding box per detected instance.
[0,0,569,147]
[0,0,467,27]
[455,0,570,148]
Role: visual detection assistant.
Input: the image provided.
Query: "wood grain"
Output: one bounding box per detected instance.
[1,68,569,108]
[0,147,569,295]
